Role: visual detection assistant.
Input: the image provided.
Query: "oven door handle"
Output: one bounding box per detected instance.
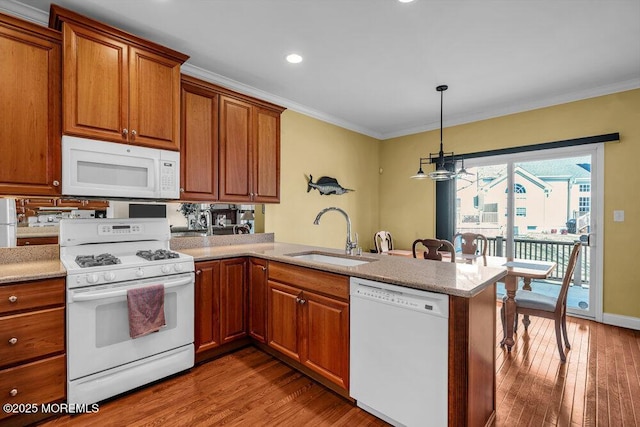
[70,276,193,302]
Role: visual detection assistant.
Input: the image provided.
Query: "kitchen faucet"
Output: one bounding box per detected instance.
[202,209,213,235]
[313,207,358,255]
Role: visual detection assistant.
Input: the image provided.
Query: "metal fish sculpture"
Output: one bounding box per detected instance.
[306,175,354,195]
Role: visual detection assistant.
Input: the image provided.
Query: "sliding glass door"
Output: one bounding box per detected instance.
[455,145,602,319]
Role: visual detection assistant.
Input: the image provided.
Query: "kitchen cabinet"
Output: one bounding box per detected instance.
[194,258,247,362]
[50,5,188,151]
[180,75,219,201]
[17,237,58,246]
[0,12,61,197]
[267,262,349,391]
[248,258,268,343]
[219,95,284,203]
[0,278,66,425]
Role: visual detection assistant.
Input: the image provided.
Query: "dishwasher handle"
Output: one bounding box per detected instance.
[71,276,193,302]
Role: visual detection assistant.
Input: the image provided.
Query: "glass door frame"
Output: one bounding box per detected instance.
[458,144,604,320]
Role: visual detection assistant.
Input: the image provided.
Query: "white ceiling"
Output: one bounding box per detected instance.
[3,0,639,140]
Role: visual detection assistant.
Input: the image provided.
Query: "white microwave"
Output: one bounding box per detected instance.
[62,136,180,199]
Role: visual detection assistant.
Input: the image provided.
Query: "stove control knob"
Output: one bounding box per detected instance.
[87,274,99,284]
[161,265,172,274]
[136,268,144,277]
[104,272,116,282]
[174,263,184,272]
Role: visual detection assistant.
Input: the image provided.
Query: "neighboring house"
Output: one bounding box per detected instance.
[457,156,591,237]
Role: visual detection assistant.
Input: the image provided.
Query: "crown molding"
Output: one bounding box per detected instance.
[181,63,383,139]
[0,0,48,24]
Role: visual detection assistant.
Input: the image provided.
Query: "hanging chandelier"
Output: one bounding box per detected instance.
[411,84,457,181]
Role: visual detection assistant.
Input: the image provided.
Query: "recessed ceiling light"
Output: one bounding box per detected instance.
[286,53,303,64]
[398,0,415,3]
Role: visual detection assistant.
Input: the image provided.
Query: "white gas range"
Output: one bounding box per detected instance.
[59,218,195,406]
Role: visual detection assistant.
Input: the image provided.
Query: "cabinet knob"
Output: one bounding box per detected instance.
[131,129,137,138]
[9,389,17,397]
[180,188,185,193]
[52,180,60,187]
[261,266,267,271]
[196,270,202,275]
[8,337,17,345]
[296,297,306,305]
[8,295,17,303]
[122,128,128,136]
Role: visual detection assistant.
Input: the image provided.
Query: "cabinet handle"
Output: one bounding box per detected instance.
[296,297,306,305]
[261,266,267,271]
[180,188,185,193]
[8,337,17,345]
[196,270,202,276]
[131,129,137,138]
[9,389,17,397]
[122,128,128,136]
[52,180,60,187]
[8,295,17,303]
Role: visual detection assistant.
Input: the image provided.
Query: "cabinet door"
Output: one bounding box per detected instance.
[267,281,301,362]
[300,291,350,390]
[219,96,252,202]
[248,258,268,343]
[129,46,181,150]
[180,78,219,200]
[194,261,220,354]
[253,107,280,203]
[62,22,129,143]
[220,258,247,344]
[0,17,61,196]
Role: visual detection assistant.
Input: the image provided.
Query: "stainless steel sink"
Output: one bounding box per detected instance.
[286,251,376,267]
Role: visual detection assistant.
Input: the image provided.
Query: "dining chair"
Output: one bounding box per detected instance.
[501,241,581,362]
[411,239,456,262]
[453,232,488,256]
[373,231,393,253]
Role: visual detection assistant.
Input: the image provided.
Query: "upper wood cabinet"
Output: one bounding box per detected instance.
[0,13,61,196]
[219,95,283,203]
[49,5,188,151]
[179,74,284,203]
[180,75,219,201]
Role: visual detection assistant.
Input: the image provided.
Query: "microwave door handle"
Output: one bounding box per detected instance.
[70,276,193,302]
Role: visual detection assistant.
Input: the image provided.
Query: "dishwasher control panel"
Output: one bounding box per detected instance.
[350,277,449,318]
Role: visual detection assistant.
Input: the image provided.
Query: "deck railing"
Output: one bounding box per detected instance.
[483,237,590,284]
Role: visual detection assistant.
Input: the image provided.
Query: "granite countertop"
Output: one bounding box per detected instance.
[179,242,507,298]
[0,245,65,284]
[0,235,506,298]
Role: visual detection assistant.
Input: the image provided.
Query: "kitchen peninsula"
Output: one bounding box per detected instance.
[1,236,505,427]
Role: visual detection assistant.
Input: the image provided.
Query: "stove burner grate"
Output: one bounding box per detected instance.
[75,254,122,268]
[136,249,180,261]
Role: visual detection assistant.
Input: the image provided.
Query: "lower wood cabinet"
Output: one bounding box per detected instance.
[0,277,66,424]
[248,258,268,343]
[194,258,247,361]
[267,262,350,391]
[17,236,58,246]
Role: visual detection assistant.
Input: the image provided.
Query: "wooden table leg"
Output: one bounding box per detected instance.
[501,275,517,350]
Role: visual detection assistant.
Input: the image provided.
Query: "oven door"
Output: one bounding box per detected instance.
[67,272,194,381]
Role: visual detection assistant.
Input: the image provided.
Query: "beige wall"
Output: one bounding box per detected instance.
[380,89,640,318]
[265,110,380,251]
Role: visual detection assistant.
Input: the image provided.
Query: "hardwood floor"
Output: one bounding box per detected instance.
[40,305,640,427]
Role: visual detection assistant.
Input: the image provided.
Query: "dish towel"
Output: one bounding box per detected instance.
[127,284,166,339]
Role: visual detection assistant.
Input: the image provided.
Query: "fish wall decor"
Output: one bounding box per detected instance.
[306,175,354,195]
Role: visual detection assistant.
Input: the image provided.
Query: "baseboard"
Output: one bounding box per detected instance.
[602,313,640,331]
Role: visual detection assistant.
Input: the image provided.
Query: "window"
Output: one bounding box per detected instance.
[579,197,590,213]
[579,184,590,192]
[505,183,527,194]
[516,207,527,217]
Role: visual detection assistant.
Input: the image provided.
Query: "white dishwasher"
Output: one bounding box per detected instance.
[350,277,449,427]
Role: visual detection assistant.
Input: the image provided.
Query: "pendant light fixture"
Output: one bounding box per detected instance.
[411,84,456,181]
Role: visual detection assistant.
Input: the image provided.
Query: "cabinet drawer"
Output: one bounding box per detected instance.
[0,354,65,420]
[268,262,349,300]
[0,308,65,368]
[0,278,65,315]
[16,236,59,246]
